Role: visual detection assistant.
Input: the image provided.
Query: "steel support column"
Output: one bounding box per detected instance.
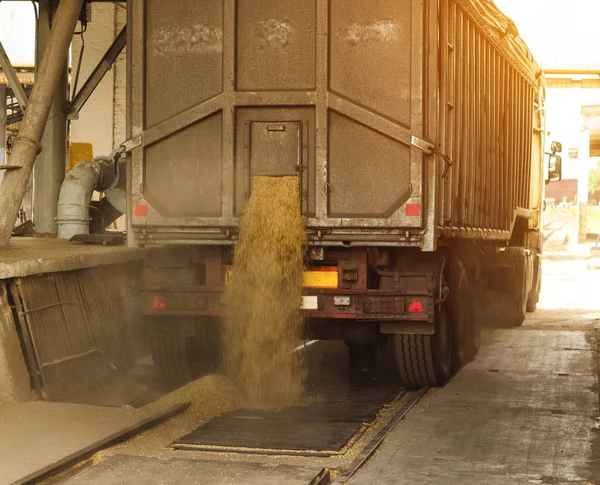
[0,0,83,244]
[33,0,69,235]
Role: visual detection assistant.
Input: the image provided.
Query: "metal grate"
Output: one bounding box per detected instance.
[174,385,403,456]
[10,264,139,401]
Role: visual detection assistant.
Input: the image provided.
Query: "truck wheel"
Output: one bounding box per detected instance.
[526,257,542,313]
[392,308,452,389]
[502,247,528,327]
[150,335,191,389]
[447,259,480,369]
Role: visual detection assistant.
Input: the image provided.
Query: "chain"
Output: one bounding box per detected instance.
[110,146,126,176]
[431,150,453,178]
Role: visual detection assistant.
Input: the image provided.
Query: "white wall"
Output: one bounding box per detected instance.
[70,3,127,158]
[545,88,600,180]
[0,2,35,67]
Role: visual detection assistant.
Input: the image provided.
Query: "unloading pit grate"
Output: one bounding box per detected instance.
[173,384,403,457]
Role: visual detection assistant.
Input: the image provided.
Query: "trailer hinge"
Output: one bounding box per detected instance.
[412,137,453,178]
[411,136,435,155]
[119,134,143,153]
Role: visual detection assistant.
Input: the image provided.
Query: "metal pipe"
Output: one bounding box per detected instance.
[56,156,119,239]
[0,0,84,246]
[0,40,28,111]
[90,159,127,233]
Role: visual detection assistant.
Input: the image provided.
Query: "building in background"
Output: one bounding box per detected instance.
[582,106,600,208]
[496,0,600,240]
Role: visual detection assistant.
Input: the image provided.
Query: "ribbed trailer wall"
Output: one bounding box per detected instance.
[437,0,541,239]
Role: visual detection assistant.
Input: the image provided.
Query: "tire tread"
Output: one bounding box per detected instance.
[395,334,437,388]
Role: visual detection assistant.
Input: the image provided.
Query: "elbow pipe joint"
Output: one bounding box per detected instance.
[56,156,120,239]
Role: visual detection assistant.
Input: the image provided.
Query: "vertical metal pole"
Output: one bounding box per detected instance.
[578,129,591,243]
[126,0,137,248]
[33,0,69,235]
[0,0,83,245]
[0,85,6,185]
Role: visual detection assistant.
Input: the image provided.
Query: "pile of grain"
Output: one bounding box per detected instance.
[144,374,243,422]
[223,176,306,408]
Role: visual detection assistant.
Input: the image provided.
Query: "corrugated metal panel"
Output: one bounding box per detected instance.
[0,3,36,67]
[459,0,542,82]
[495,0,600,72]
[10,264,138,401]
[438,0,539,234]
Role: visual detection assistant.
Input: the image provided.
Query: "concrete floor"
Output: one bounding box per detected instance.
[0,402,143,485]
[347,258,600,485]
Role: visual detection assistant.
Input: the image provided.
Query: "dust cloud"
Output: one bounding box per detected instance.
[222,176,306,408]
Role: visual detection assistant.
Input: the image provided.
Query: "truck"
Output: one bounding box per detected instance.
[125,0,562,389]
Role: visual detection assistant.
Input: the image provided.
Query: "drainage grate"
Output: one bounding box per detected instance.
[173,384,403,457]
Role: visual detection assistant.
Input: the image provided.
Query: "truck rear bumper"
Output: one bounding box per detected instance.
[144,287,434,324]
[301,289,434,322]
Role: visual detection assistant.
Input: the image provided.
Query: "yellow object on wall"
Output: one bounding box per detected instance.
[69,143,93,169]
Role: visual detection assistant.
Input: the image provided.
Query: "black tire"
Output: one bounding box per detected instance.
[446,259,481,370]
[502,247,528,327]
[379,275,452,389]
[150,335,191,389]
[392,307,452,389]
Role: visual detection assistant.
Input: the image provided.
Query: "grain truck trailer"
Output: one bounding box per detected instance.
[127,0,562,388]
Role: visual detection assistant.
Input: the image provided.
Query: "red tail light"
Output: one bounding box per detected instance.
[408,299,424,313]
[152,297,166,309]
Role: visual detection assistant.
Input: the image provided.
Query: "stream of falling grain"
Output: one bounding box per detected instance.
[222,176,306,408]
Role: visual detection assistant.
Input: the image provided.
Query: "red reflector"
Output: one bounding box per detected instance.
[135,204,149,216]
[406,204,420,216]
[408,300,424,313]
[152,297,166,309]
